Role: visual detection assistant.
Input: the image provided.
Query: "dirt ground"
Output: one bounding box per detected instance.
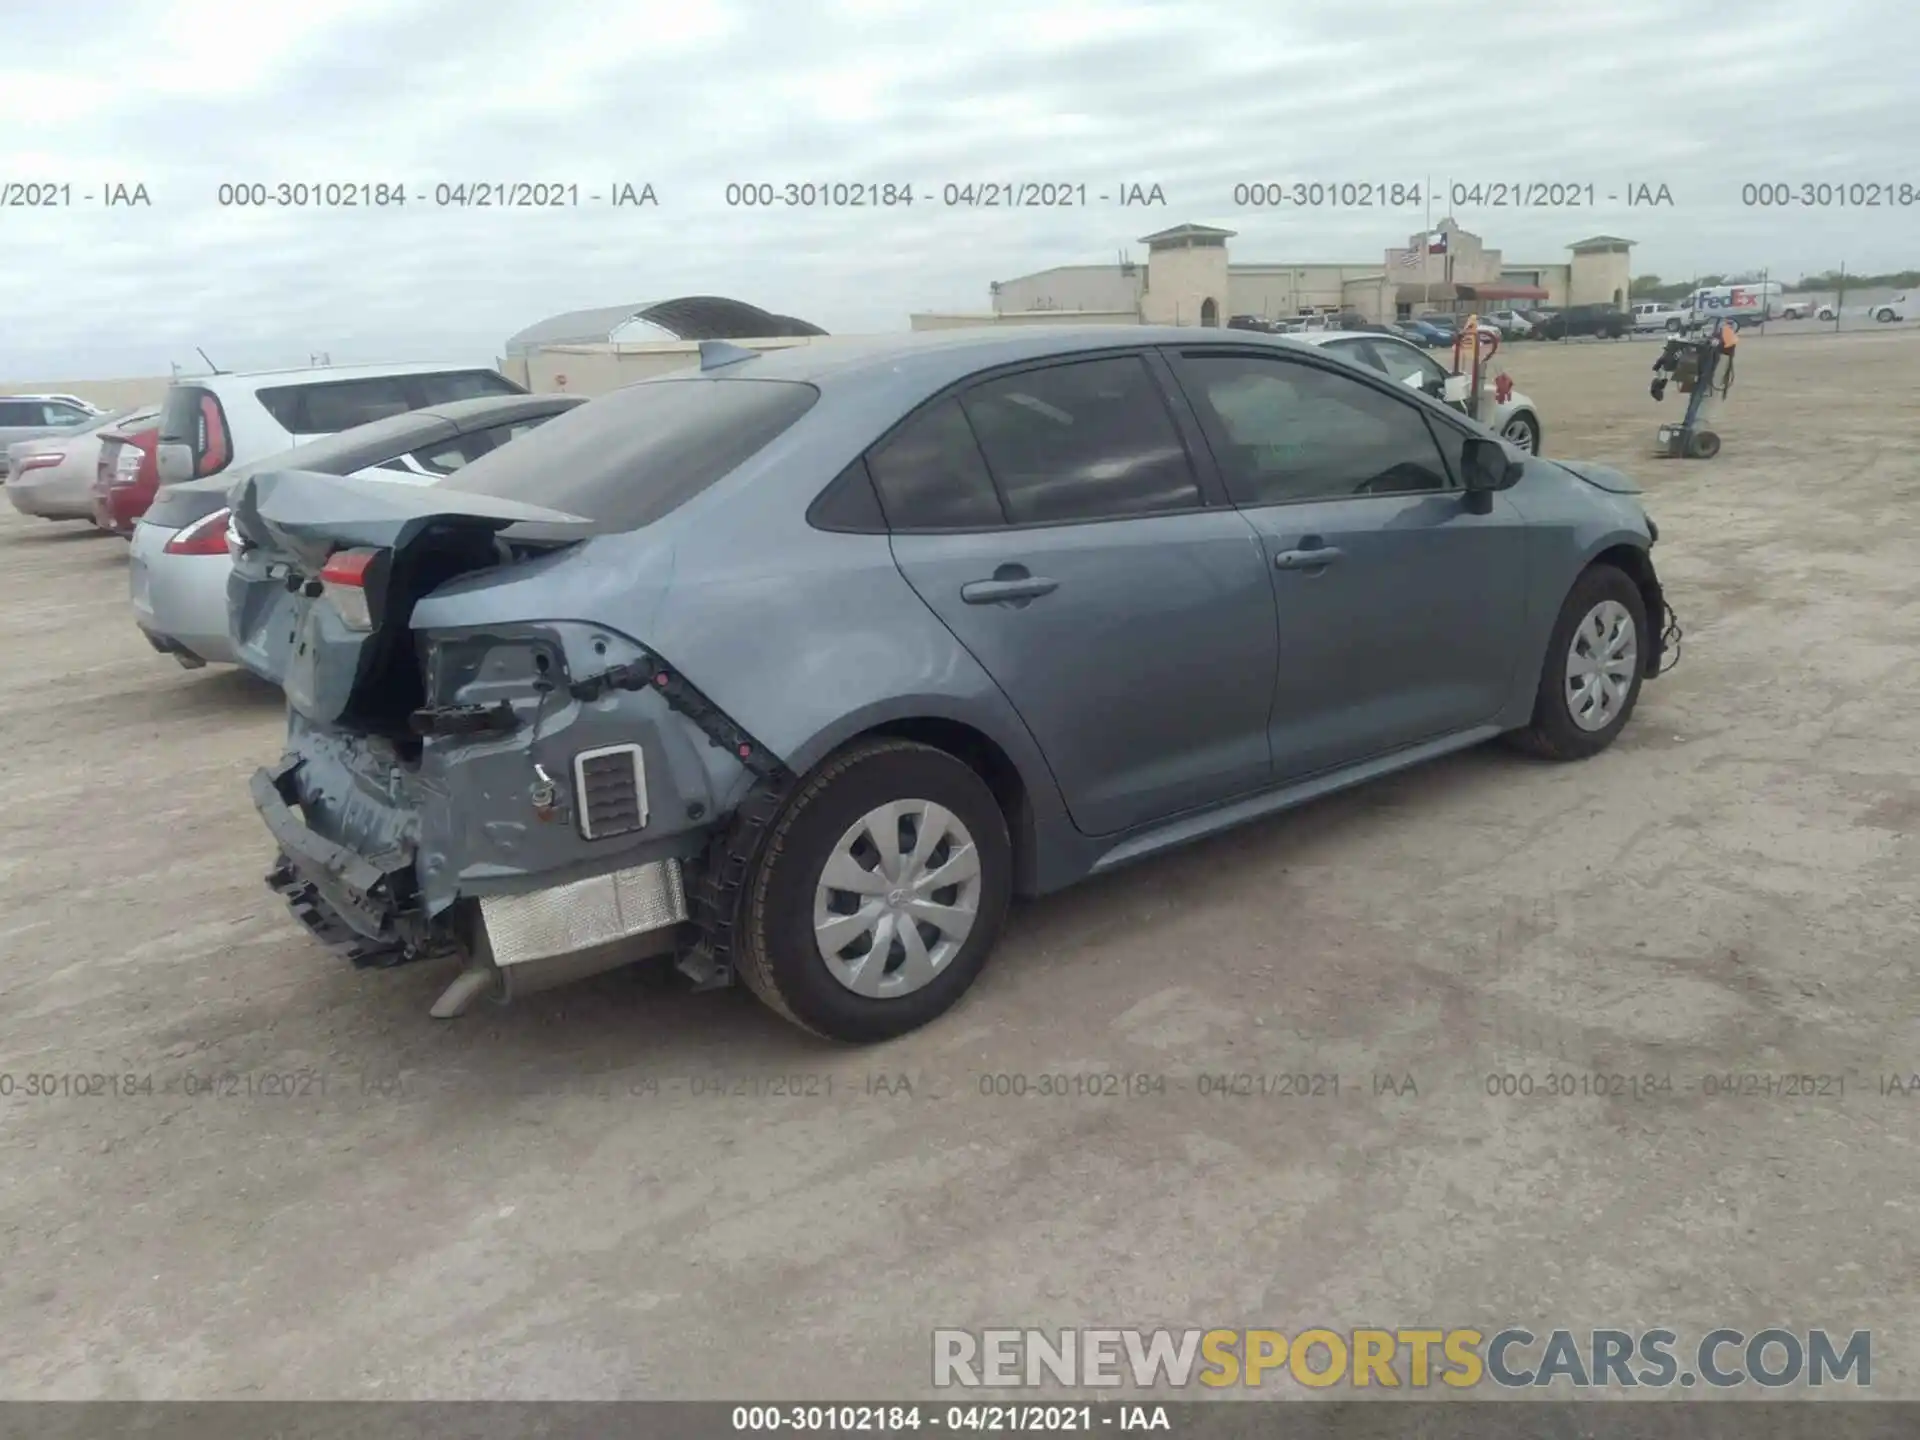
[1,328,1916,1402]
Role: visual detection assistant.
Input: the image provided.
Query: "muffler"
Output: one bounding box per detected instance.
[428,858,690,1018]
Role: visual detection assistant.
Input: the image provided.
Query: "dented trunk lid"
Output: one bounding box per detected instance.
[228,468,596,725]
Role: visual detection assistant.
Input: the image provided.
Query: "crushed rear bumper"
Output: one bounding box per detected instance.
[251,758,436,967]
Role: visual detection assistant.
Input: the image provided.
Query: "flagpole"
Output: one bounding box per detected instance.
[1423,176,1432,313]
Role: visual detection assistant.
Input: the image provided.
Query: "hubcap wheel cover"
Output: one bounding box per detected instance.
[813,799,982,998]
[1565,599,1639,732]
[1503,416,1537,451]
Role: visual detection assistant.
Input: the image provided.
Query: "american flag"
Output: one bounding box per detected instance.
[1398,247,1424,268]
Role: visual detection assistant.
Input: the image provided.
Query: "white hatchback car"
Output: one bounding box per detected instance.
[131,392,584,670]
[1297,330,1545,454]
[151,361,527,488]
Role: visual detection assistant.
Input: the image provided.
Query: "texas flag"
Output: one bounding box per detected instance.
[1425,230,1449,256]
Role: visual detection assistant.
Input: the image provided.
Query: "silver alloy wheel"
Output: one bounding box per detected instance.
[1502,414,1540,453]
[813,799,982,999]
[1565,599,1639,732]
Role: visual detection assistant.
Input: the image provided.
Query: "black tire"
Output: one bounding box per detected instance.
[1876,308,1896,323]
[1688,430,1721,459]
[1506,564,1649,761]
[1501,411,1542,455]
[734,738,1012,1043]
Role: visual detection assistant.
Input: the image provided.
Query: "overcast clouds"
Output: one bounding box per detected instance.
[4,0,1916,377]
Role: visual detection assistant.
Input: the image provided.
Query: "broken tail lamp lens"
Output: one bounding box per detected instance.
[163,507,233,556]
[318,547,381,631]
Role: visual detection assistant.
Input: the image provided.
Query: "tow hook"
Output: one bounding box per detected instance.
[529,763,565,823]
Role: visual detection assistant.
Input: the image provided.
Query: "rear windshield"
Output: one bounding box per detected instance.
[439,378,820,530]
[252,370,523,435]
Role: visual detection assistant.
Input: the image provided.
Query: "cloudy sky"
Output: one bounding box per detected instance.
[4,0,1915,378]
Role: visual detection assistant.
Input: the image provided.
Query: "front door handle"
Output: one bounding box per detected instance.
[1273,546,1345,570]
[961,576,1059,604]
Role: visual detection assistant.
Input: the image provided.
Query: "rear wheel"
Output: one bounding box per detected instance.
[1876,308,1897,323]
[1688,430,1721,459]
[1507,564,1648,761]
[735,738,1012,1042]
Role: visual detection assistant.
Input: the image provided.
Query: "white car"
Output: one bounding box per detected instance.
[5,406,158,518]
[1870,294,1911,323]
[151,360,526,488]
[1631,302,1688,333]
[130,393,585,671]
[1301,330,1545,454]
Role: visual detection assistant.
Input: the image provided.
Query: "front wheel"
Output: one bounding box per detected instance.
[1506,564,1648,761]
[1500,411,1542,455]
[1876,308,1897,323]
[733,738,1012,1042]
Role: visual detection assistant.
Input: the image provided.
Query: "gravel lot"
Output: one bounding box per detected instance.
[2,327,1916,1401]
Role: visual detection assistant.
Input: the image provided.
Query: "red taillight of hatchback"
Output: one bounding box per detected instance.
[93,427,161,535]
[163,507,233,556]
[318,547,381,631]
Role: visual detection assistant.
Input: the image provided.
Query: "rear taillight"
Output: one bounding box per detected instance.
[112,445,142,488]
[197,394,232,474]
[318,547,380,631]
[163,507,233,556]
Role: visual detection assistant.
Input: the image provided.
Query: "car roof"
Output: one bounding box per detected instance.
[671,325,1330,394]
[208,393,585,483]
[1291,330,1409,346]
[175,361,513,389]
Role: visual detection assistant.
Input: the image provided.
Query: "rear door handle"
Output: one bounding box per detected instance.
[961,576,1059,604]
[1273,547,1345,570]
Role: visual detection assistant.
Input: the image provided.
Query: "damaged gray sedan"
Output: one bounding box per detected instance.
[235,328,1676,1042]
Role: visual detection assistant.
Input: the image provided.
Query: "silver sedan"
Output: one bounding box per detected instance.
[6,407,156,521]
[130,393,586,669]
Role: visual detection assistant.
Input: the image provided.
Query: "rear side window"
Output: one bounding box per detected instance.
[440,378,819,530]
[868,398,1006,530]
[414,371,525,405]
[252,370,521,435]
[958,356,1202,525]
[158,386,234,477]
[411,418,554,476]
[0,401,33,425]
[258,377,414,433]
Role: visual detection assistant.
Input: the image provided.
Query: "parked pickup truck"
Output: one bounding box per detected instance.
[1631,302,1688,333]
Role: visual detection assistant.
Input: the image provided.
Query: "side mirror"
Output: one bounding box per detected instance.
[1441,374,1472,404]
[155,441,194,485]
[1461,437,1524,504]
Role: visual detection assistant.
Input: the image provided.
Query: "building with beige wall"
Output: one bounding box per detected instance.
[913,220,1635,330]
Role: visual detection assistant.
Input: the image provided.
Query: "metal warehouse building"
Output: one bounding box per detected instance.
[498,295,828,391]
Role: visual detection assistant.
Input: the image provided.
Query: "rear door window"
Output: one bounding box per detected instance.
[439,378,819,530]
[0,401,34,426]
[957,355,1202,525]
